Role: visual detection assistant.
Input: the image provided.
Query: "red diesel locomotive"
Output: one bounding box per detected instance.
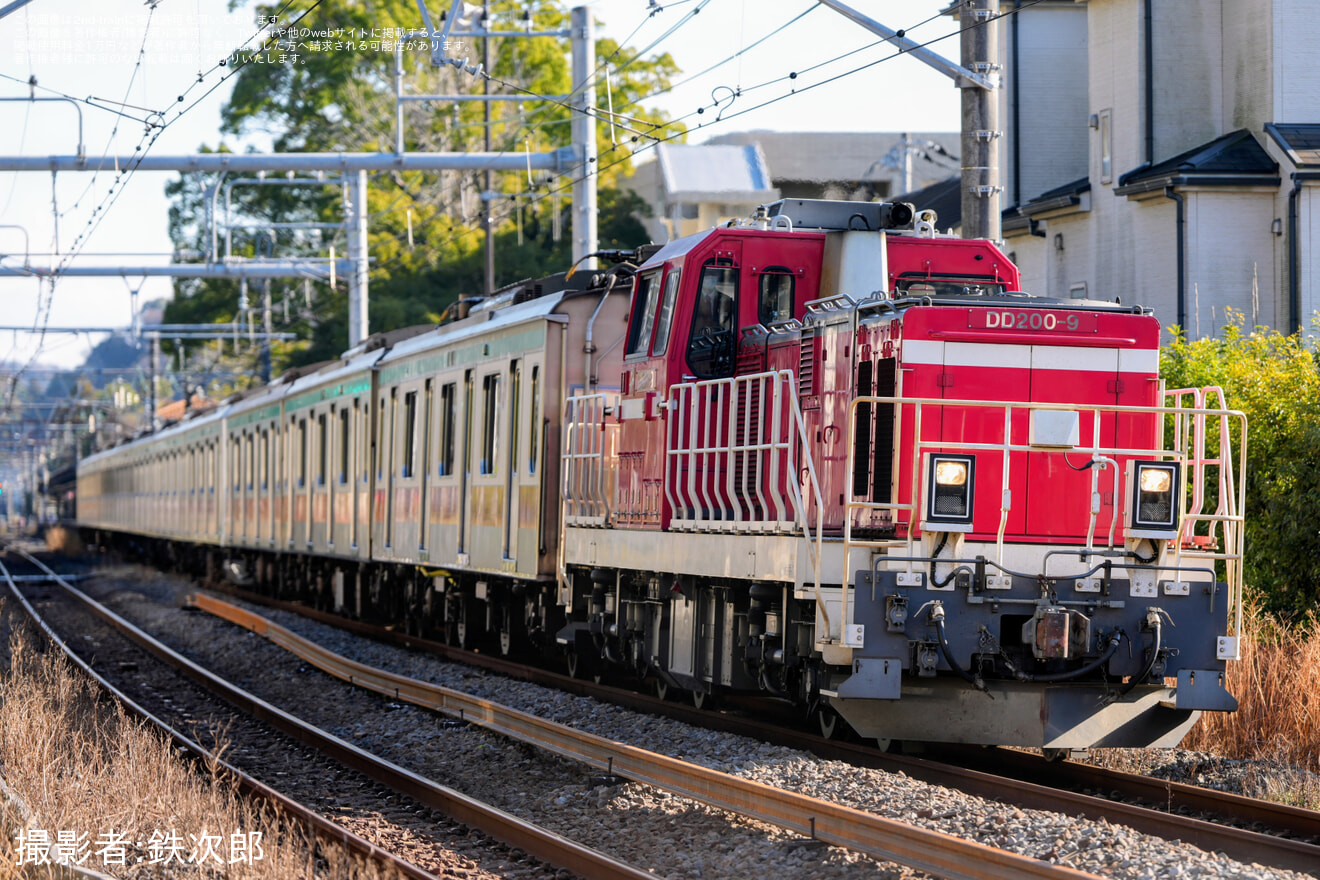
[558,198,1245,748]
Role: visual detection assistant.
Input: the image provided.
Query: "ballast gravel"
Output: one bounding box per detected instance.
[88,565,1312,880]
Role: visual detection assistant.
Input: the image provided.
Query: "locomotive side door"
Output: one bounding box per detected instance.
[616,260,687,528]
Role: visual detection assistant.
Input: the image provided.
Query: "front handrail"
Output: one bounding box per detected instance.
[842,393,1247,648]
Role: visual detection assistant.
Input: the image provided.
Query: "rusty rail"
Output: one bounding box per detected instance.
[191,591,1104,880]
[10,550,653,880]
[198,578,1320,874]
[0,555,444,880]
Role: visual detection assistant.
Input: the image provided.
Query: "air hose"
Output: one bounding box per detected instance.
[1113,609,1163,700]
[930,603,990,695]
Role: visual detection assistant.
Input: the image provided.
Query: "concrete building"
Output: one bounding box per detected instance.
[989,0,1320,339]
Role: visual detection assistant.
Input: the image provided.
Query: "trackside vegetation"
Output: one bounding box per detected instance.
[1160,314,1320,617]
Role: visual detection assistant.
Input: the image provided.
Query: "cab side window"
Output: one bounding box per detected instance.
[686,260,737,379]
[651,269,681,356]
[758,267,796,326]
[624,271,662,357]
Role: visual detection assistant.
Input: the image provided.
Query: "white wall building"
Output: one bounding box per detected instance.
[995,0,1320,339]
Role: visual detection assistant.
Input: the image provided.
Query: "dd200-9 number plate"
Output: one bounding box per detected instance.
[970,309,1097,333]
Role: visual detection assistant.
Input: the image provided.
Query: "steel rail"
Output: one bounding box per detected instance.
[189,592,1102,880]
[0,555,443,880]
[199,580,1320,874]
[12,550,654,880]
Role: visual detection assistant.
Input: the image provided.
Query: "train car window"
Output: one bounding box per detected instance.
[528,366,540,474]
[439,383,456,476]
[260,430,270,490]
[298,419,308,488]
[339,407,350,484]
[624,271,662,357]
[481,374,501,475]
[758,268,796,325]
[232,437,241,492]
[422,381,433,479]
[651,269,681,356]
[245,434,255,491]
[509,363,521,476]
[483,374,501,477]
[388,390,398,481]
[894,273,1006,296]
[317,413,328,485]
[402,391,418,478]
[357,399,368,482]
[377,396,387,480]
[686,259,738,379]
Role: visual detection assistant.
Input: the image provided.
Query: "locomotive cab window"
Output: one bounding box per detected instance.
[757,267,796,326]
[686,259,738,379]
[651,269,681,356]
[624,270,662,357]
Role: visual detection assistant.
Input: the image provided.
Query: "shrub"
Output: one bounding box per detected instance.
[1161,316,1320,615]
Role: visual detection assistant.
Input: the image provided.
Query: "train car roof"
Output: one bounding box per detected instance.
[376,288,583,367]
[281,342,387,403]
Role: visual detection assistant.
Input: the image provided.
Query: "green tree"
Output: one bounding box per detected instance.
[165,1,678,371]
[1161,316,1320,614]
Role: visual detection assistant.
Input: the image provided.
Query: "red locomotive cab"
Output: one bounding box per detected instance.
[613,223,824,530]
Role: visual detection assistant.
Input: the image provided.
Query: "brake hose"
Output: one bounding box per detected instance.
[930,604,990,694]
[1113,610,1163,700]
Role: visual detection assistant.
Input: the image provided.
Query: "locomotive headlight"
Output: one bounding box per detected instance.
[1139,467,1172,494]
[1127,460,1181,538]
[935,460,968,486]
[923,453,976,532]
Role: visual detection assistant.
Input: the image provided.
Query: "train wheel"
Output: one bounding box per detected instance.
[691,689,719,711]
[818,705,846,740]
[654,678,670,701]
[566,647,583,679]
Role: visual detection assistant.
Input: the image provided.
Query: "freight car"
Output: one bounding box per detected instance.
[78,198,1247,752]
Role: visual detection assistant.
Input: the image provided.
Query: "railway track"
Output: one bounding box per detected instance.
[0,547,651,880]
[12,549,1115,880]
[194,576,1320,876]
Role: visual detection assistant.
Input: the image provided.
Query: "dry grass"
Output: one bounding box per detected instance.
[1183,600,1320,773]
[1090,599,1320,808]
[0,606,395,879]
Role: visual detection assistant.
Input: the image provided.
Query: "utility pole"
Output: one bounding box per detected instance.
[570,6,598,270]
[148,335,160,430]
[960,0,1002,242]
[813,0,1001,241]
[261,279,273,384]
[483,0,496,297]
[901,133,914,196]
[347,169,370,346]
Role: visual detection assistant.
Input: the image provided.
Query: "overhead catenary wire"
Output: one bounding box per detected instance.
[3,0,326,411]
[370,0,1039,285]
